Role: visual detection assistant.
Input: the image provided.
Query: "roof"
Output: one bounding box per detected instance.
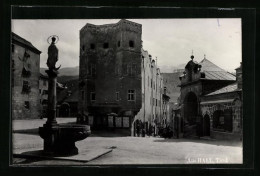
[57,79,78,103]
[40,73,48,79]
[200,58,225,72]
[199,59,236,81]
[64,89,79,102]
[204,83,241,96]
[12,32,41,54]
[202,71,236,80]
[201,99,235,105]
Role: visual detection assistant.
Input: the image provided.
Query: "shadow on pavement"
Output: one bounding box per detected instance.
[90,130,129,137]
[153,138,242,147]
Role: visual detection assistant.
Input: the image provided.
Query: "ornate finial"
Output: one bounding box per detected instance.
[191,50,194,60]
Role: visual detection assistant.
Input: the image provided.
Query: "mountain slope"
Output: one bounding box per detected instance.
[40,66,79,76]
[161,72,182,103]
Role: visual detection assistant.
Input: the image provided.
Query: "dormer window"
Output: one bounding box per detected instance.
[103,43,109,49]
[129,40,134,48]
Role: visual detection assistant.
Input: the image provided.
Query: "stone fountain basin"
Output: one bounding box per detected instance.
[39,124,91,156]
[57,124,91,141]
[39,124,91,142]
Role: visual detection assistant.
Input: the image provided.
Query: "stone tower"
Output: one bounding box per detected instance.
[78,19,142,130]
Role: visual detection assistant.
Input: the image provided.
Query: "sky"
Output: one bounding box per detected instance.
[12,19,241,73]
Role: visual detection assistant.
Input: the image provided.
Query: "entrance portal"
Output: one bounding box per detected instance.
[184,92,198,125]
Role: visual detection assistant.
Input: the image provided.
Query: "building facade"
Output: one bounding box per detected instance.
[78,19,142,134]
[78,19,170,136]
[175,55,242,140]
[11,32,41,119]
[133,49,166,136]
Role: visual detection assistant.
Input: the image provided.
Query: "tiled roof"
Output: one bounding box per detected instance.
[199,59,236,81]
[205,83,240,96]
[12,32,41,54]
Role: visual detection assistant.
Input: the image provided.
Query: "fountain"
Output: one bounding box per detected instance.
[39,36,90,156]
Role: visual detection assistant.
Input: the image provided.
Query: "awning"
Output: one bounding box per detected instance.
[200,99,234,105]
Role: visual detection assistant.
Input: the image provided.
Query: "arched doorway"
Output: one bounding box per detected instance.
[203,114,210,136]
[184,92,198,125]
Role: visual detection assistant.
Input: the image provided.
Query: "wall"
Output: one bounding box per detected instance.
[12,43,40,119]
[133,48,165,135]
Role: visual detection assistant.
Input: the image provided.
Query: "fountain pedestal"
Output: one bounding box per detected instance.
[39,124,91,156]
[39,69,90,156]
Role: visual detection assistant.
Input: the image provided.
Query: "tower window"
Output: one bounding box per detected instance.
[129,40,134,48]
[103,43,109,49]
[90,43,95,49]
[91,92,96,101]
[116,92,119,101]
[81,90,85,100]
[91,64,96,76]
[117,41,120,47]
[24,101,30,109]
[128,90,135,101]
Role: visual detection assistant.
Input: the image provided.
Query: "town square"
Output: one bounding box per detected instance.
[11,18,242,165]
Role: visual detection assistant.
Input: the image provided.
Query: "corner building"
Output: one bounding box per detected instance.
[176,55,242,140]
[11,32,41,119]
[133,49,166,136]
[78,20,142,134]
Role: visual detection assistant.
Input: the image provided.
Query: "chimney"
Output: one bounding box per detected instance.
[235,62,242,89]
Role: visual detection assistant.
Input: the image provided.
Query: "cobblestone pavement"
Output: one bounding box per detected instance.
[12,118,243,165]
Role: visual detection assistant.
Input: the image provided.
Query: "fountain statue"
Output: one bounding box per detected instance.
[39,35,90,156]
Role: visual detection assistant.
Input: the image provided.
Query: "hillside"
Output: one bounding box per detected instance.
[40,66,79,76]
[161,72,182,103]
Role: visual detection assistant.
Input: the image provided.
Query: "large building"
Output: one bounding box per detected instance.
[175,54,242,140]
[11,32,41,119]
[133,49,167,136]
[78,19,169,135]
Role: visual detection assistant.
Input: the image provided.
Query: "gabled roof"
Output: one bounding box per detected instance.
[204,83,240,96]
[12,32,41,54]
[202,71,236,80]
[199,58,236,81]
[200,58,225,72]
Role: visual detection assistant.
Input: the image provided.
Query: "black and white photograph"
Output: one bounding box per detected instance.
[11,17,244,165]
